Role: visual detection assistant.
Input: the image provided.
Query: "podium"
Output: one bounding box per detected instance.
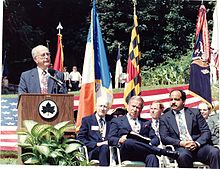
[17,94,75,164]
[17,93,75,130]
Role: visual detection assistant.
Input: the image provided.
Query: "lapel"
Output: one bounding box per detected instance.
[105,116,111,137]
[167,110,179,135]
[32,68,41,93]
[47,70,59,93]
[91,114,102,140]
[122,115,132,131]
[48,76,55,93]
[139,119,145,133]
[184,108,193,134]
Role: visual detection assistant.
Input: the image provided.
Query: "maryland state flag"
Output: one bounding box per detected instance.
[53,33,64,71]
[76,0,113,131]
[123,11,141,107]
[189,5,212,106]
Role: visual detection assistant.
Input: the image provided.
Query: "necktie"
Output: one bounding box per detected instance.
[176,112,191,141]
[132,119,140,133]
[99,118,105,128]
[99,118,105,139]
[155,120,159,135]
[155,120,159,128]
[41,71,48,94]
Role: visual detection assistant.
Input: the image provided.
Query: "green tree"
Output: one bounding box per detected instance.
[3,0,216,85]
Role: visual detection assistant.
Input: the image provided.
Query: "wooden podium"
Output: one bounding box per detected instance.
[17,94,75,164]
[17,94,75,130]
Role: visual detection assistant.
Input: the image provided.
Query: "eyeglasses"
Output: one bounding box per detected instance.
[38,52,51,58]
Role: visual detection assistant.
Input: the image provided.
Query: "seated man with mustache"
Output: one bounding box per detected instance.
[159,90,220,168]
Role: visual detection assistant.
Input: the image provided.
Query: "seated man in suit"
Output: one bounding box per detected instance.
[198,102,220,145]
[18,45,67,94]
[108,96,179,167]
[150,101,164,138]
[77,98,112,166]
[159,89,220,168]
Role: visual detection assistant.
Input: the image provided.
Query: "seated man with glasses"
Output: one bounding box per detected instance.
[18,45,67,94]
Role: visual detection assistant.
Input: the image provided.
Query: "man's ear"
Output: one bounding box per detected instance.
[33,57,38,64]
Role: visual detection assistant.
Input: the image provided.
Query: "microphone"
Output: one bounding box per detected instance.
[47,68,64,86]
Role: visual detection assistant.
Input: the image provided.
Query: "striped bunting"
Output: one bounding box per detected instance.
[1,85,216,151]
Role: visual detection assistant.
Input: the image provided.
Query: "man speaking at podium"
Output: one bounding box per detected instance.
[18,45,67,94]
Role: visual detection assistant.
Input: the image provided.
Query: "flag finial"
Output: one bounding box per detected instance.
[118,42,121,48]
[133,0,137,16]
[56,22,63,34]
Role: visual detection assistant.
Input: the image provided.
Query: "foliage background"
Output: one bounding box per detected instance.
[3,0,216,86]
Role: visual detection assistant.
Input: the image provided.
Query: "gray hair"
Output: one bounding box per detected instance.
[31,45,48,58]
[128,96,144,108]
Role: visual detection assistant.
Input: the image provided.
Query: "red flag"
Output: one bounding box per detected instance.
[53,34,64,71]
[192,5,210,63]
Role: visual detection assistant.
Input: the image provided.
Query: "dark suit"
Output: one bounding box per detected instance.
[159,107,220,168]
[108,114,161,167]
[77,113,112,166]
[18,68,67,94]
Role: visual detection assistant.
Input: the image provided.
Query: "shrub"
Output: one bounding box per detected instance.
[17,120,87,165]
[142,53,191,86]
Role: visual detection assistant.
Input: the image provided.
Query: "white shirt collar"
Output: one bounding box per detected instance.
[95,113,105,122]
[37,67,48,75]
[173,108,184,115]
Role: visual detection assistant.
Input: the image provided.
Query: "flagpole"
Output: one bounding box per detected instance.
[117,42,122,89]
[119,42,121,89]
[133,0,137,16]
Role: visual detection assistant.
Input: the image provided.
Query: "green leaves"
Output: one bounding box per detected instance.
[142,51,191,86]
[65,143,82,154]
[17,120,87,165]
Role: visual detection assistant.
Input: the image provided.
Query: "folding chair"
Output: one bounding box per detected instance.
[161,145,178,168]
[193,145,220,169]
[81,145,118,166]
[112,146,150,167]
[162,145,210,168]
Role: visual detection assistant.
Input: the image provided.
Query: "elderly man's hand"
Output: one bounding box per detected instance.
[119,135,127,144]
[97,141,108,147]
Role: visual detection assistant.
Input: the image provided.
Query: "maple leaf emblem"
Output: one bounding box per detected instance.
[42,102,55,116]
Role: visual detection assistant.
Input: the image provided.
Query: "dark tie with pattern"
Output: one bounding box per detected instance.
[99,118,105,128]
[99,118,105,139]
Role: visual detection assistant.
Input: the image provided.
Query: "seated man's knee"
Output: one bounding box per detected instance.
[177,150,193,165]
[210,147,220,157]
[100,144,109,153]
[124,139,136,147]
[145,154,159,167]
[145,154,158,160]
